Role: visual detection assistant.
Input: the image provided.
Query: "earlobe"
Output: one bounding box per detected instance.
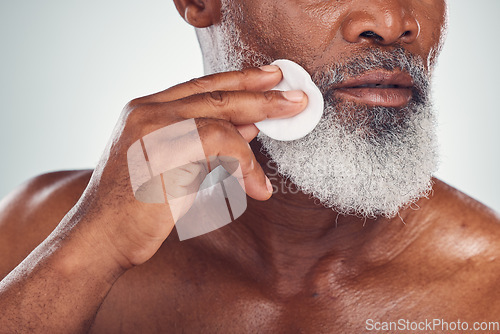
[173,0,218,28]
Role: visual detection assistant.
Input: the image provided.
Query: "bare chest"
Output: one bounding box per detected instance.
[88,258,494,334]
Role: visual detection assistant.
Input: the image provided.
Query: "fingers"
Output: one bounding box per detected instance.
[125,66,304,202]
[126,66,309,145]
[196,119,272,201]
[145,66,284,103]
[145,89,307,127]
[136,117,271,202]
[235,124,260,142]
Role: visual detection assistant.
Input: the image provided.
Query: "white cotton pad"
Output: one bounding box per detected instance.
[255,59,324,141]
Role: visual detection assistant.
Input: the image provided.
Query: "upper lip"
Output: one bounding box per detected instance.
[333,71,414,89]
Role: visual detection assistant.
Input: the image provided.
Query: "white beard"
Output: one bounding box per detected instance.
[196,2,438,218]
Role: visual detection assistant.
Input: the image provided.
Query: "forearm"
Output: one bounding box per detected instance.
[0,212,125,333]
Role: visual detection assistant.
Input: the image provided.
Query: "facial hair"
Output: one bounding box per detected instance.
[196,2,438,219]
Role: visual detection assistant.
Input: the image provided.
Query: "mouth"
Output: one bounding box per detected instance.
[331,71,414,108]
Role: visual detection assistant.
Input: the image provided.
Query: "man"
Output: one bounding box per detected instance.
[0,0,499,333]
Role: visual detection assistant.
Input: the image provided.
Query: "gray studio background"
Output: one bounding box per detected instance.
[0,1,499,213]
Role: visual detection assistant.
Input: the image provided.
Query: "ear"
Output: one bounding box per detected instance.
[173,0,220,28]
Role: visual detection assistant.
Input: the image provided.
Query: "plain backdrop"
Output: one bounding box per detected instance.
[0,1,499,213]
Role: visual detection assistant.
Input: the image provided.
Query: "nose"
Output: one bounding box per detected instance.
[341,1,420,45]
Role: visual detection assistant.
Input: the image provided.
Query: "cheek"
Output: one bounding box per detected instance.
[412,1,448,68]
[238,1,346,64]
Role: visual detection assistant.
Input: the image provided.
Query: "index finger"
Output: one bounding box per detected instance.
[143,66,283,103]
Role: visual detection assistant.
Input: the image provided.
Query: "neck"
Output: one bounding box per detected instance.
[230,140,431,293]
[196,140,433,297]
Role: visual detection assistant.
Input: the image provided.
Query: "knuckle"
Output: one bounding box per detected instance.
[188,77,211,91]
[124,103,154,127]
[200,120,234,143]
[194,117,211,129]
[236,68,252,78]
[198,120,252,168]
[125,97,146,109]
[235,69,253,90]
[217,118,238,132]
[208,119,231,135]
[122,97,150,120]
[205,91,230,108]
[262,90,277,102]
[122,104,139,122]
[238,68,252,77]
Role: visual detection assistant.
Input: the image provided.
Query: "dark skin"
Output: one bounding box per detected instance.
[1,0,500,333]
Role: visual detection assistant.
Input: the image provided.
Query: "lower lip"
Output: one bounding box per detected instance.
[334,87,412,108]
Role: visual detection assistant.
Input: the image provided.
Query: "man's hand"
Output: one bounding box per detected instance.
[0,66,307,333]
[83,65,307,269]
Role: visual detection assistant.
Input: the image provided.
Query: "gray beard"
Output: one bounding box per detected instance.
[258,99,437,218]
[196,3,438,218]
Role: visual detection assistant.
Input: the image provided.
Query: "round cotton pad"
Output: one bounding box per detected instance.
[255,59,324,141]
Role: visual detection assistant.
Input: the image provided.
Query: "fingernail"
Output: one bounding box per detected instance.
[259,65,280,72]
[266,176,273,194]
[282,90,305,102]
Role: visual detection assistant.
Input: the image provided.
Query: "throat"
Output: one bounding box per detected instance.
[239,197,379,295]
[234,190,431,298]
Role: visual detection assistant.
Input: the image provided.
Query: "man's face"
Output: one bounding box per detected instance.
[198,0,447,218]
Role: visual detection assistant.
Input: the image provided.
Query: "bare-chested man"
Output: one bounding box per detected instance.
[1,0,500,333]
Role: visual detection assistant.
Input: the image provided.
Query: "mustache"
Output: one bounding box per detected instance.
[311,47,431,106]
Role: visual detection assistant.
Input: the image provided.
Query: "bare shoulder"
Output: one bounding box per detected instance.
[412,178,500,313]
[430,178,500,232]
[0,170,93,279]
[419,178,500,260]
[426,178,500,261]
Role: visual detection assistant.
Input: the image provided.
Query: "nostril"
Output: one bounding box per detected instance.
[360,31,375,38]
[360,31,383,41]
[342,11,420,45]
[400,29,419,43]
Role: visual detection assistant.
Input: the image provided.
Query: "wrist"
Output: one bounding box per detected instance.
[50,211,129,285]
